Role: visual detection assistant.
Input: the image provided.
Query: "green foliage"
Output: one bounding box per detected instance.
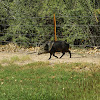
[0,0,100,46]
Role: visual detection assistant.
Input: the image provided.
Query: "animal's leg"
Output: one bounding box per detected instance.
[53,53,58,58]
[48,53,52,60]
[60,52,65,58]
[68,50,71,58]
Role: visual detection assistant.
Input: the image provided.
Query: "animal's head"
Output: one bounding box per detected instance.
[38,41,54,55]
[38,43,49,55]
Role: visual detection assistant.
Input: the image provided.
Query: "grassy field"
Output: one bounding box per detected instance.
[0,61,100,100]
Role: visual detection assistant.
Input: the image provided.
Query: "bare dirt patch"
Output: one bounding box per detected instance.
[0,49,100,66]
[0,43,100,65]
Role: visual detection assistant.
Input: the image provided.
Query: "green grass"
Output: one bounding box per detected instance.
[0,62,100,100]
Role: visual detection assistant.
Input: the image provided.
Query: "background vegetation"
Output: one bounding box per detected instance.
[0,0,100,47]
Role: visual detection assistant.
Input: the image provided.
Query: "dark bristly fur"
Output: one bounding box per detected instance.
[38,41,71,60]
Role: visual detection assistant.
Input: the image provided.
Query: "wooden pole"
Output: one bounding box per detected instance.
[54,14,57,41]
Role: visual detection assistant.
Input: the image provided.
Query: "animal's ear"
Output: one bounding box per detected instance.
[48,42,54,51]
[44,44,49,51]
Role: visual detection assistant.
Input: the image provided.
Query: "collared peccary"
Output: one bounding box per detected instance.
[38,41,71,60]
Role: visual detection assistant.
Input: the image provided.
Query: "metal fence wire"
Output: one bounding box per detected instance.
[0,1,100,47]
[0,21,100,47]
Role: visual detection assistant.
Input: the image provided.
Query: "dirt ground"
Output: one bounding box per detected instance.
[0,49,100,66]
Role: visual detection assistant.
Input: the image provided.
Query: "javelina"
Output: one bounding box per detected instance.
[38,41,71,60]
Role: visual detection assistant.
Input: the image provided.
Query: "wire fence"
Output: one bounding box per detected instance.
[0,8,100,47]
[0,32,100,47]
[0,37,100,48]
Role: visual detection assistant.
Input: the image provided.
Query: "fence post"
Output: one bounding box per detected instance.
[54,14,57,41]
